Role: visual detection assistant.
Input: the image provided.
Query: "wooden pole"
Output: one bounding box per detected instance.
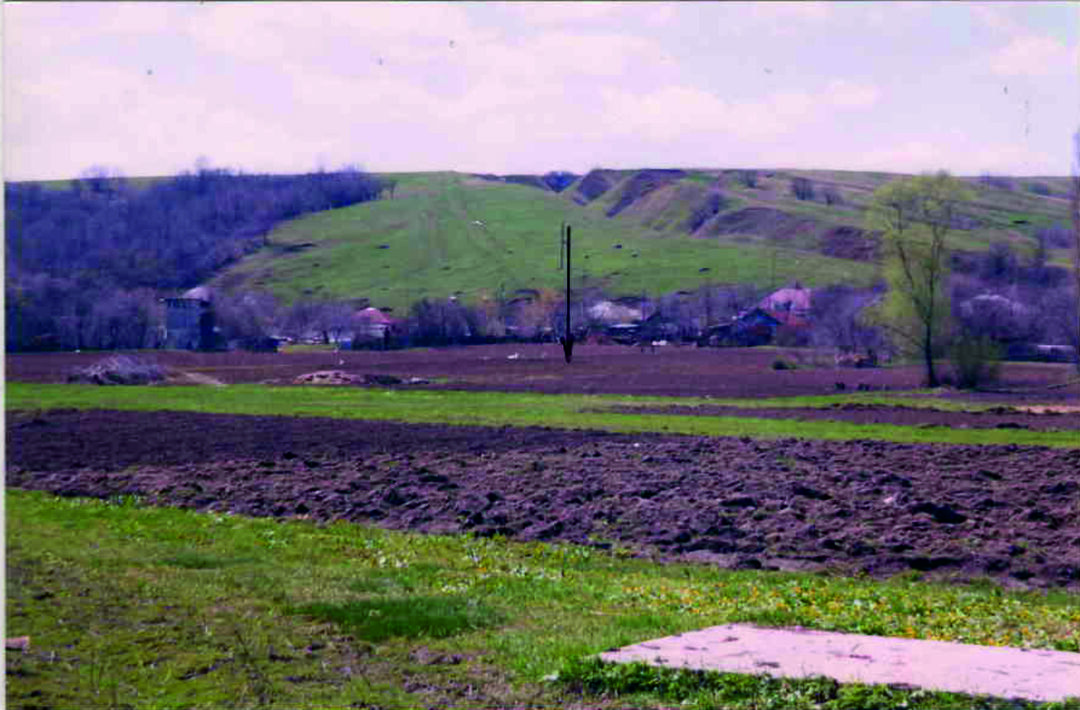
[561,225,575,363]
[565,226,571,340]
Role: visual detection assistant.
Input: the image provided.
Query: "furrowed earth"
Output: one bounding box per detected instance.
[7,346,1080,593]
[8,407,1080,589]
[8,344,1078,399]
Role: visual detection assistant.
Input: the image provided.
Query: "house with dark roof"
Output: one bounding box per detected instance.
[699,308,781,347]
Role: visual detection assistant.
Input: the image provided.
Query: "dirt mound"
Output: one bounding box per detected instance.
[293,370,357,385]
[605,170,686,217]
[706,207,820,242]
[819,226,880,261]
[66,355,166,386]
[9,410,1080,589]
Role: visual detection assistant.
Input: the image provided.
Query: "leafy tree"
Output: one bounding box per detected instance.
[866,171,974,386]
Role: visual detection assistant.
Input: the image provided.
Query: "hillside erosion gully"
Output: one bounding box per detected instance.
[8,409,1080,589]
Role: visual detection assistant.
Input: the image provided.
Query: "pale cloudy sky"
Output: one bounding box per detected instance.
[4,1,1078,181]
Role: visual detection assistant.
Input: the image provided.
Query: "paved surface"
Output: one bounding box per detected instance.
[600,624,1080,702]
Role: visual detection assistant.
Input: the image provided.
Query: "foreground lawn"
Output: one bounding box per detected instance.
[7,491,1080,709]
[8,382,1080,448]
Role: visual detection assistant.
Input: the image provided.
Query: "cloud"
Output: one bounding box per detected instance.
[747,1,832,34]
[190,2,480,66]
[599,79,882,145]
[988,34,1076,77]
[824,80,880,109]
[511,2,618,26]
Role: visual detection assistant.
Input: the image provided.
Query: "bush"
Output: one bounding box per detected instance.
[771,358,798,371]
[791,177,815,201]
[1027,181,1052,196]
[67,355,166,385]
[949,336,1002,390]
[736,170,758,188]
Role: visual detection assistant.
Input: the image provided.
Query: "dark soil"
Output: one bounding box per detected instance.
[600,403,1080,431]
[10,345,1078,401]
[9,410,1080,589]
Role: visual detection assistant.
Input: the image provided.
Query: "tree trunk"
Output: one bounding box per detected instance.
[1071,170,1080,373]
[924,324,939,387]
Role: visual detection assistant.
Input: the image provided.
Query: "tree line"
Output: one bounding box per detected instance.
[5,165,385,351]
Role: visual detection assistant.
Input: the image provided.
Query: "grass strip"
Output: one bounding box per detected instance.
[7,382,1080,448]
[7,490,1080,709]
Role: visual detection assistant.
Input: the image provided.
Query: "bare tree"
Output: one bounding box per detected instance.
[1071,130,1080,371]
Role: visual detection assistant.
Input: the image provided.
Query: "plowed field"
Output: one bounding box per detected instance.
[8,410,1080,589]
[8,344,1078,399]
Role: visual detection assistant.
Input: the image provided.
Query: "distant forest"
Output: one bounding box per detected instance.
[5,167,385,351]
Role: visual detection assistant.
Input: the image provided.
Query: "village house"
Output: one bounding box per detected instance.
[350,306,402,348]
[699,307,782,347]
[161,286,216,350]
[757,284,813,328]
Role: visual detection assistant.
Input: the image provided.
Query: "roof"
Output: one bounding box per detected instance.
[354,307,397,324]
[180,285,213,302]
[735,308,782,326]
[759,286,812,313]
[588,301,642,323]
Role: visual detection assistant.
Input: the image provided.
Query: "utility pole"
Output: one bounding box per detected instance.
[560,224,575,363]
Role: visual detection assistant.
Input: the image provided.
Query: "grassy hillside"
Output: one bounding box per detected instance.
[215,172,879,313]
[211,168,1072,311]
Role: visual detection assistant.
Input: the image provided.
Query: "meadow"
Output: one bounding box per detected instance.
[8,490,1080,709]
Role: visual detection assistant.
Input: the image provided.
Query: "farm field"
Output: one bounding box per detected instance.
[7,346,1080,707]
[8,344,1080,399]
[8,408,1080,590]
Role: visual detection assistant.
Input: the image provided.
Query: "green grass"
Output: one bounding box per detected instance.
[8,382,1080,448]
[7,490,1079,709]
[214,172,878,312]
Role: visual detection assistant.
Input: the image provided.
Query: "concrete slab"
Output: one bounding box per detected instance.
[599,624,1080,702]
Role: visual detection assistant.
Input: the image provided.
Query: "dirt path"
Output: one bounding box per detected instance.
[9,410,1080,589]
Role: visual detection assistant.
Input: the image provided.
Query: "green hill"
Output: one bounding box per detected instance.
[212,169,1073,312]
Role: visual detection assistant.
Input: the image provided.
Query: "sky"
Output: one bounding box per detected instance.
[4,2,1078,181]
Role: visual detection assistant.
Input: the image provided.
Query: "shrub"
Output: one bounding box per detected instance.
[67,355,166,385]
[791,177,815,201]
[949,335,1002,390]
[736,170,758,188]
[1027,181,1052,196]
[771,358,798,371]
